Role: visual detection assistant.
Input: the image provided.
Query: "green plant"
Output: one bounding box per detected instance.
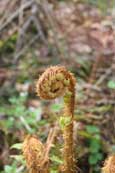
[0,94,41,132]
[0,33,17,54]
[0,143,25,173]
[86,125,103,172]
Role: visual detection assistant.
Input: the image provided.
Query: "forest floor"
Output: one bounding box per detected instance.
[0,0,115,173]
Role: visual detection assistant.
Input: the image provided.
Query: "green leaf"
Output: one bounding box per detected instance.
[88,153,103,165]
[51,104,62,112]
[96,153,103,160]
[11,143,23,150]
[89,140,101,153]
[107,80,115,89]
[51,170,58,173]
[4,164,16,173]
[38,119,47,126]
[86,125,100,134]
[59,116,71,129]
[50,155,63,164]
[10,155,25,164]
[89,154,98,165]
[4,166,13,173]
[111,145,115,153]
[94,134,101,140]
[78,130,93,138]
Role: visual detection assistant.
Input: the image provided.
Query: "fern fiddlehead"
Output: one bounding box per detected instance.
[23,135,49,173]
[36,66,76,173]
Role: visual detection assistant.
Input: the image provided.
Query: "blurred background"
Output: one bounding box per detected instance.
[0,0,115,173]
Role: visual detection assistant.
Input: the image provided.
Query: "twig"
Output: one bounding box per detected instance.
[0,0,33,32]
[41,125,58,167]
[31,15,47,44]
[96,66,113,85]
[96,99,115,106]
[13,33,40,64]
[77,83,102,92]
[14,12,47,63]
[37,0,70,60]
[19,116,32,132]
[96,50,115,86]
[0,0,17,26]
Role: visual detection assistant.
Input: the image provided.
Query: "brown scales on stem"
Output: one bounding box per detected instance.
[22,135,49,173]
[102,155,115,173]
[22,126,58,173]
[36,66,76,173]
